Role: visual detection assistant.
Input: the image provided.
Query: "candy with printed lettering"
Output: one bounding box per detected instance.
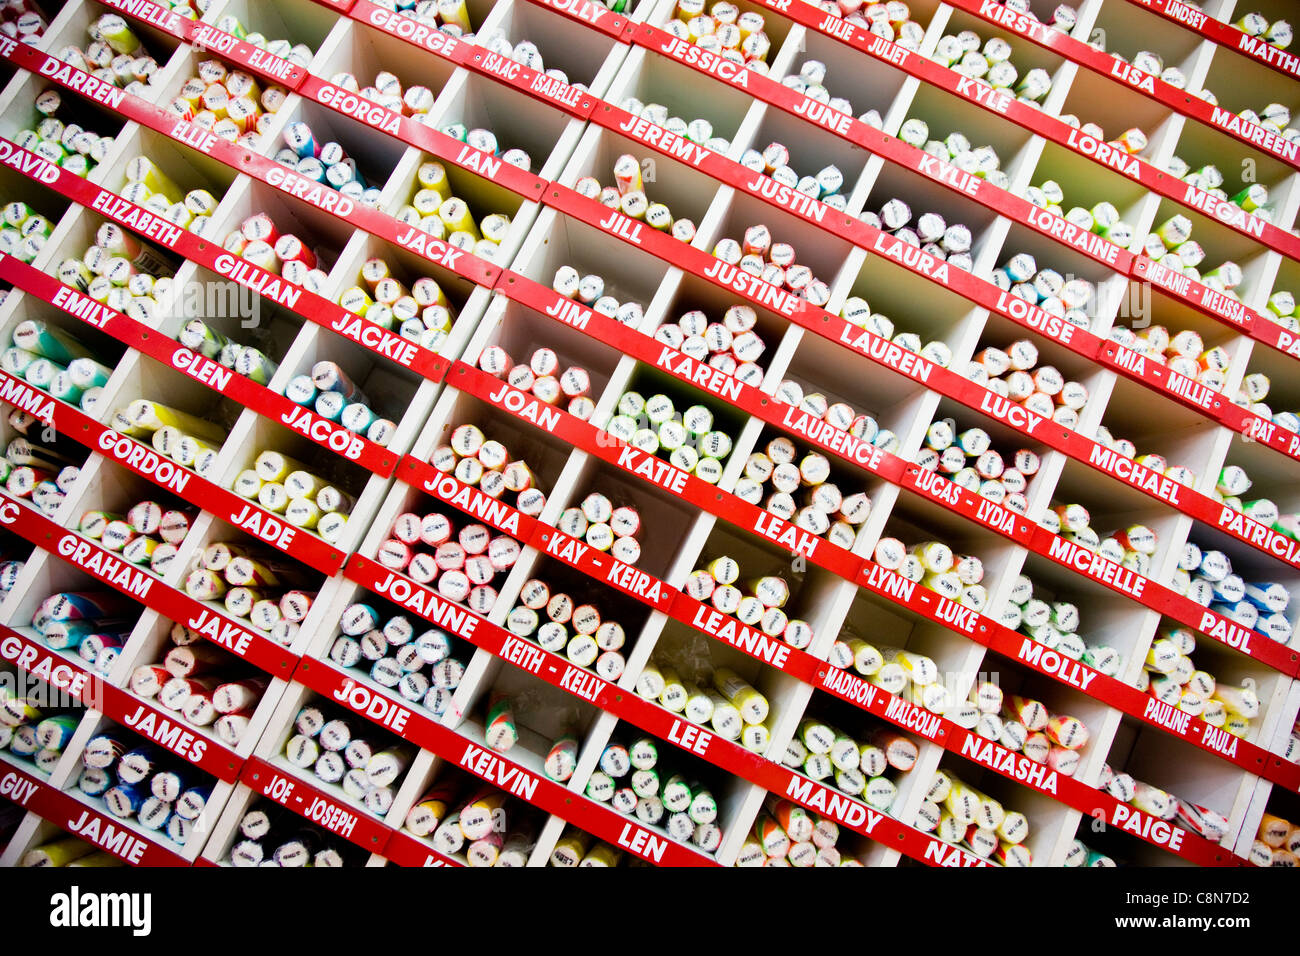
[233,449,354,544]
[810,0,927,52]
[1137,624,1260,738]
[619,97,735,156]
[556,490,644,565]
[1002,572,1124,677]
[474,30,590,95]
[963,337,1088,433]
[931,27,1052,102]
[1166,156,1277,237]
[0,682,76,777]
[914,415,1039,516]
[783,710,919,811]
[1108,321,1237,411]
[405,777,540,866]
[735,141,848,212]
[478,345,597,421]
[272,123,382,208]
[1232,366,1300,437]
[283,699,415,817]
[709,225,832,306]
[781,58,883,130]
[207,14,315,66]
[107,397,227,480]
[668,0,774,68]
[329,608,469,720]
[992,249,1100,332]
[377,506,519,615]
[950,682,1090,778]
[395,161,513,261]
[548,827,626,867]
[228,800,364,867]
[9,91,115,183]
[872,535,988,617]
[1063,838,1115,867]
[604,388,735,482]
[1250,810,1300,866]
[0,432,81,517]
[53,224,178,328]
[218,215,332,297]
[1022,179,1137,256]
[1099,763,1229,843]
[738,791,866,866]
[77,720,214,845]
[163,60,290,151]
[898,117,1013,192]
[653,304,769,385]
[19,836,123,868]
[861,195,974,275]
[735,434,872,549]
[685,555,813,652]
[917,769,1032,865]
[508,581,630,680]
[1166,536,1294,649]
[3,317,119,419]
[51,14,163,98]
[573,153,697,244]
[128,621,268,747]
[579,730,725,855]
[550,265,646,328]
[0,1,48,42]
[76,495,199,582]
[428,422,549,519]
[337,253,459,352]
[179,540,317,640]
[636,651,772,757]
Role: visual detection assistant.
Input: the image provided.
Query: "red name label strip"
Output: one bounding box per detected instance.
[242,756,394,850]
[1125,0,1300,81]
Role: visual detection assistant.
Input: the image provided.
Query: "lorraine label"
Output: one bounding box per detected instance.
[1022,204,1125,266]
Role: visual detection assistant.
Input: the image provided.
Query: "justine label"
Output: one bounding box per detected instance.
[0,631,92,698]
[701,258,802,316]
[458,742,540,800]
[690,603,792,669]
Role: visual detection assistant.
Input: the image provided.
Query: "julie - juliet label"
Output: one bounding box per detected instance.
[690,602,792,669]
[332,675,411,734]
[0,632,91,697]
[458,742,539,801]
[122,701,209,765]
